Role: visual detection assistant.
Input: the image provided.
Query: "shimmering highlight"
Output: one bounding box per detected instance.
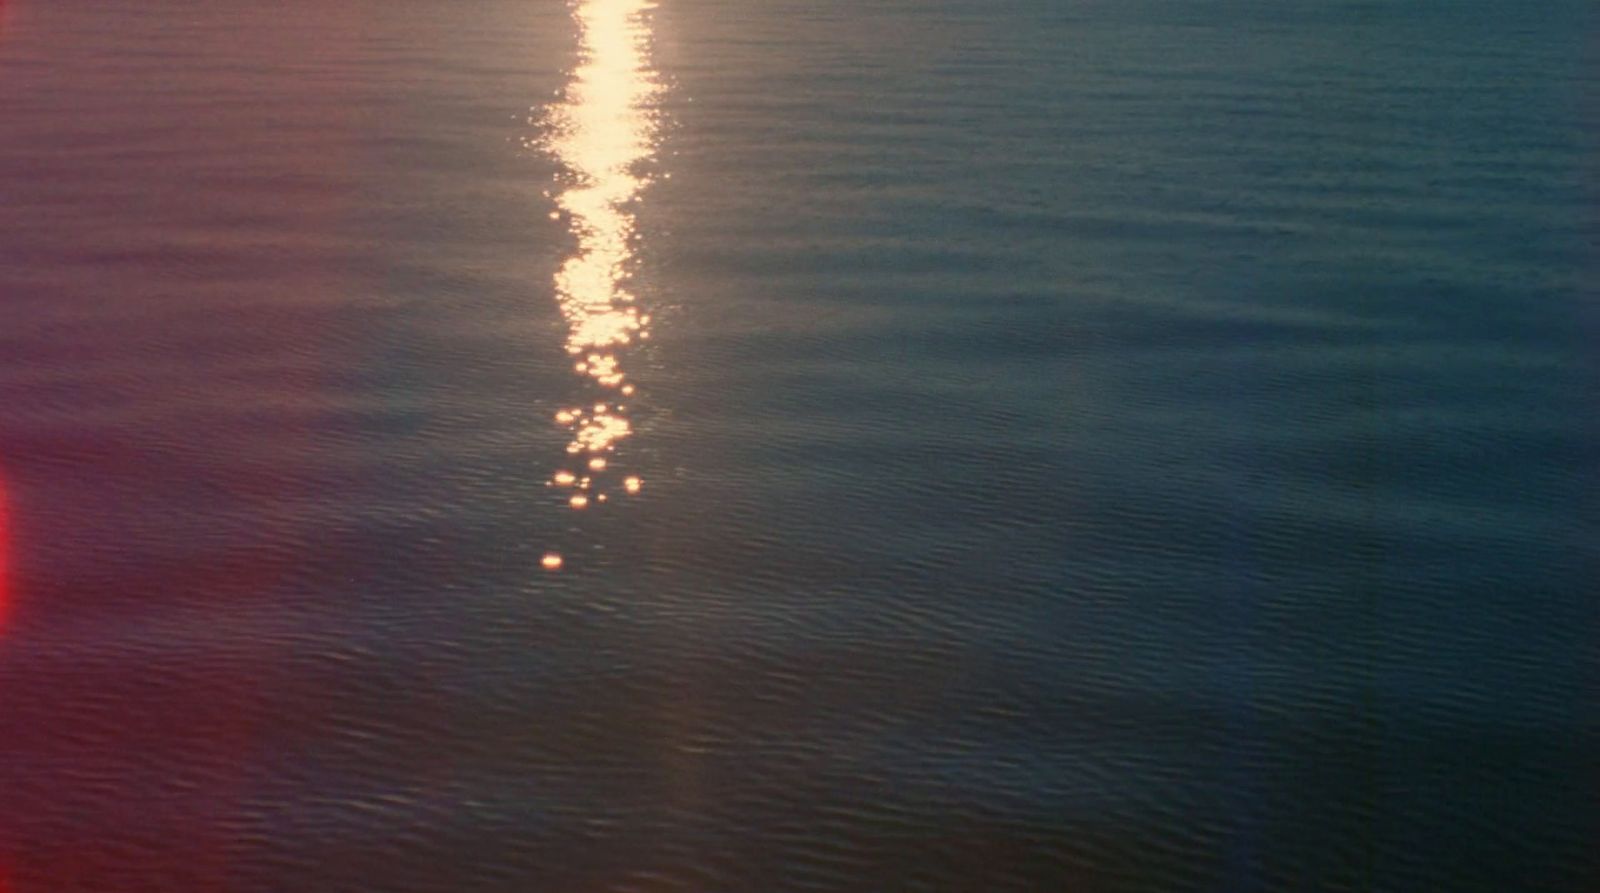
[544,0,661,510]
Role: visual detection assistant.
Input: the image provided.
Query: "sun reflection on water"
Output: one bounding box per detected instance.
[540,0,663,545]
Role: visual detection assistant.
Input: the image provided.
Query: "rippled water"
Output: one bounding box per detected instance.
[0,0,1595,890]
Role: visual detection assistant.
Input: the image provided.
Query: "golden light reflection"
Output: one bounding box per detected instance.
[542,0,661,514]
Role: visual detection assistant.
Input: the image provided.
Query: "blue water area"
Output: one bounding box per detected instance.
[0,0,1594,890]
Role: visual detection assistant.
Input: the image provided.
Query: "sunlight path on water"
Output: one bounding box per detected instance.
[539,0,664,551]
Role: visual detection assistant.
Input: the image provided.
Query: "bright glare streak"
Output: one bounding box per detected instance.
[544,0,661,510]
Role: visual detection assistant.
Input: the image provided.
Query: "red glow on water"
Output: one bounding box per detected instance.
[0,473,10,631]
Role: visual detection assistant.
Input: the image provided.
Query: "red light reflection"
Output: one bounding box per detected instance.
[0,472,10,631]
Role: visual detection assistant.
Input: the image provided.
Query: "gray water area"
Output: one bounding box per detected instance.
[0,0,1595,890]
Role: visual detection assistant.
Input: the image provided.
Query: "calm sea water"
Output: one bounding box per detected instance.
[0,0,1595,890]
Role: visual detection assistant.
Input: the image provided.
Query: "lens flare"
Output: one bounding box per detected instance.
[0,472,11,631]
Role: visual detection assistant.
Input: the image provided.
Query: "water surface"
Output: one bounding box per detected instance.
[0,0,1595,890]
